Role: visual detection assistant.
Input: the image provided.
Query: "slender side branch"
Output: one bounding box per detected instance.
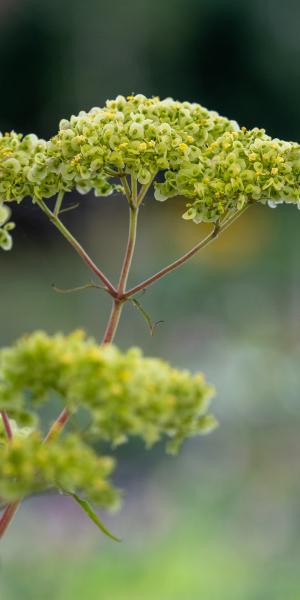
[54,191,65,217]
[1,411,13,440]
[43,407,71,443]
[0,503,20,538]
[121,177,133,207]
[124,224,219,298]
[36,198,117,297]
[0,411,16,538]
[136,177,155,207]
[125,205,251,299]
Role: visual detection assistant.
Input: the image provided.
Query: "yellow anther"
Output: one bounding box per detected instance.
[186,135,194,143]
[271,167,278,175]
[139,142,147,151]
[70,153,81,166]
[178,143,188,152]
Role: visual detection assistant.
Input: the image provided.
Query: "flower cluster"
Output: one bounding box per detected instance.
[0,330,216,452]
[0,95,238,202]
[0,428,117,506]
[155,128,300,223]
[1,95,299,248]
[45,94,238,191]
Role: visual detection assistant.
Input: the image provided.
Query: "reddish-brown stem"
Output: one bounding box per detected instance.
[102,202,139,344]
[36,198,117,297]
[0,412,16,538]
[101,299,124,344]
[0,503,20,538]
[1,411,13,439]
[43,407,71,443]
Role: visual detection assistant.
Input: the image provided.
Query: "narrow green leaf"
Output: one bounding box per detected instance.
[72,493,121,542]
[131,298,163,336]
[52,281,106,294]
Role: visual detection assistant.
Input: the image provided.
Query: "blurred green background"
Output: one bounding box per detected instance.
[1,0,300,598]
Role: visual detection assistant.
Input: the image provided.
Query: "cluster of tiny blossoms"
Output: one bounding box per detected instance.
[0,95,238,246]
[45,94,238,191]
[155,128,300,223]
[0,425,117,506]
[0,131,59,202]
[0,330,216,453]
[0,94,299,245]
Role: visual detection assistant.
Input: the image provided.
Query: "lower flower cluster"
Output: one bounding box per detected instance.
[0,330,216,452]
[0,331,216,506]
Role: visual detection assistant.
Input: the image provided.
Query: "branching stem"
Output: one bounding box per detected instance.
[125,205,251,299]
[0,188,251,541]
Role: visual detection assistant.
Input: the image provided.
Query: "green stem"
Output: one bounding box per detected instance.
[118,204,139,295]
[136,178,154,207]
[121,177,132,206]
[36,198,117,297]
[54,191,65,217]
